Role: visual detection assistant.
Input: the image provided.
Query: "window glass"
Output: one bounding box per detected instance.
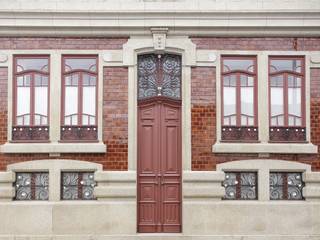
[16,84,30,125]
[270,59,302,73]
[64,86,78,125]
[16,58,48,72]
[65,58,97,72]
[223,59,255,73]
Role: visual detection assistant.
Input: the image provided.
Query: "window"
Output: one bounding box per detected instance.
[61,172,96,200]
[222,172,258,200]
[14,172,49,200]
[221,56,258,141]
[61,56,98,141]
[270,172,304,200]
[269,57,306,142]
[12,56,50,141]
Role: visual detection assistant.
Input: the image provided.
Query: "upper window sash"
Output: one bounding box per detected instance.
[269,56,306,127]
[221,56,258,127]
[13,55,50,127]
[61,55,98,127]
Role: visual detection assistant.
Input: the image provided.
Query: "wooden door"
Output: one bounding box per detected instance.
[137,54,182,233]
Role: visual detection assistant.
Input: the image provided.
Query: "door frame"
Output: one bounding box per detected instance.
[122,36,197,233]
[124,37,196,172]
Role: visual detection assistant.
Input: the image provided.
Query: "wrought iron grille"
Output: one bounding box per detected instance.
[270,172,304,200]
[222,172,258,200]
[138,54,181,100]
[14,172,49,200]
[61,172,96,200]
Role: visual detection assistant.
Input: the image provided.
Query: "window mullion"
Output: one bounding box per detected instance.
[78,72,83,126]
[30,72,35,126]
[284,73,289,126]
[236,73,241,126]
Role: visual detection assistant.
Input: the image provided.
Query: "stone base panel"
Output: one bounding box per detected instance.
[0,160,319,238]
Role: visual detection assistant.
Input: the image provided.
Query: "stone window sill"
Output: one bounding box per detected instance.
[0,142,106,154]
[212,142,318,154]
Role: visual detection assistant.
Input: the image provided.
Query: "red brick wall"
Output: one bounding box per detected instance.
[191,67,216,170]
[0,66,128,171]
[191,37,320,51]
[0,37,128,50]
[191,66,320,171]
[0,37,129,171]
[190,37,320,171]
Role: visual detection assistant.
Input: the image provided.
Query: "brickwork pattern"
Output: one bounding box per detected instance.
[191,67,320,171]
[0,37,128,50]
[191,37,320,51]
[0,66,128,171]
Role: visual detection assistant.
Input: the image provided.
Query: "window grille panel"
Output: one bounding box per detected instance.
[222,172,258,200]
[14,172,49,201]
[138,54,181,100]
[270,172,304,200]
[61,172,96,200]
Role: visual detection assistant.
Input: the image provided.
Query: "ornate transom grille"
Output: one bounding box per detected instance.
[270,172,304,200]
[61,172,96,200]
[222,172,258,200]
[138,54,181,100]
[14,172,49,200]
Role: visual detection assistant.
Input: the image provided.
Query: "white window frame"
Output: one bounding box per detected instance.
[0,50,106,154]
[213,51,318,154]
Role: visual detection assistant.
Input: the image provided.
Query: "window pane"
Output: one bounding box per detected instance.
[241,86,254,125]
[82,85,96,125]
[34,86,48,125]
[16,58,48,72]
[223,59,254,72]
[288,87,301,126]
[270,87,284,126]
[65,86,78,125]
[16,85,30,125]
[35,74,48,86]
[223,86,236,125]
[65,58,97,72]
[270,59,302,73]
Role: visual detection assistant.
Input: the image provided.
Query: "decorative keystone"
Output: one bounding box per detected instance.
[151,27,169,50]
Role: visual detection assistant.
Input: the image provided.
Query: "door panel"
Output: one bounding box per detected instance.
[138,101,181,233]
[137,53,182,233]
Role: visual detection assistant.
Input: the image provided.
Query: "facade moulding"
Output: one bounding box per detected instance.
[0,11,319,37]
[123,35,196,171]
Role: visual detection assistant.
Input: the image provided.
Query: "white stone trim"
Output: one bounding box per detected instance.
[183,171,225,200]
[0,171,15,201]
[123,36,196,171]
[217,159,311,201]
[7,160,102,202]
[0,142,106,154]
[213,50,318,154]
[0,50,107,153]
[94,171,136,201]
[0,9,319,37]
[303,172,320,201]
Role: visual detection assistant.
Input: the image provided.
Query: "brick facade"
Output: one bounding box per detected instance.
[0,38,129,171]
[0,37,320,171]
[190,37,320,171]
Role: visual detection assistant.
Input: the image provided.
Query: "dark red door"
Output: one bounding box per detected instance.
[137,54,182,233]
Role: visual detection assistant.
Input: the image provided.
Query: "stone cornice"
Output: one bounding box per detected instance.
[0,10,319,36]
